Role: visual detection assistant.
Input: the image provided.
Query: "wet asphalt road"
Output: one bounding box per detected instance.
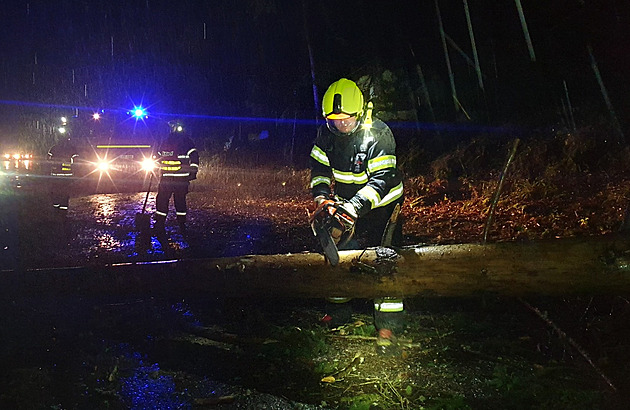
[0,174,314,271]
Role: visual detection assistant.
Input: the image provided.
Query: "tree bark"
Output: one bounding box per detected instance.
[4,233,630,298]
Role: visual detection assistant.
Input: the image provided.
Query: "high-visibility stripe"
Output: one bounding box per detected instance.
[310,175,331,188]
[332,169,368,184]
[374,299,404,312]
[376,182,404,207]
[357,186,380,207]
[163,172,190,177]
[357,182,404,209]
[155,210,167,217]
[367,155,396,173]
[327,297,352,303]
[161,158,183,173]
[310,146,330,167]
[176,211,187,216]
[96,145,151,149]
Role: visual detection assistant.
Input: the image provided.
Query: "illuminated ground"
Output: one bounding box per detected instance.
[1,163,629,409]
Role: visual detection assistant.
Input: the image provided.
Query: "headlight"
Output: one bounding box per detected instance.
[12,153,20,160]
[97,161,109,172]
[140,158,156,172]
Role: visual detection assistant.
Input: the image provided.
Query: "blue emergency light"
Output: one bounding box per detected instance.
[129,106,148,119]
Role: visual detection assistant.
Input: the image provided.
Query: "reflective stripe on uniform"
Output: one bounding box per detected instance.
[332,169,368,185]
[367,155,396,174]
[357,185,380,207]
[163,172,190,177]
[160,158,189,176]
[374,298,404,312]
[357,182,404,209]
[310,175,331,188]
[327,297,352,303]
[310,145,330,167]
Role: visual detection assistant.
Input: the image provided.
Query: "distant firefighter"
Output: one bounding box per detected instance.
[154,120,199,235]
[47,136,79,213]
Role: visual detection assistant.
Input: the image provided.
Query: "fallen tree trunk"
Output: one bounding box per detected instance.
[4,233,630,298]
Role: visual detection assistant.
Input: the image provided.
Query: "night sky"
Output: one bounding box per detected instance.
[0,0,628,142]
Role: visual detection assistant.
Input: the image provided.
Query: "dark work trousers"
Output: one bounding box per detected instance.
[335,197,406,334]
[346,197,404,249]
[50,177,73,211]
[155,177,190,222]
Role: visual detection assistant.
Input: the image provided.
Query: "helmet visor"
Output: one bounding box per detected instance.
[326,116,359,135]
[325,113,352,120]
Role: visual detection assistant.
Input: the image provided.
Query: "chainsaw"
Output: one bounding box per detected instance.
[309,199,355,266]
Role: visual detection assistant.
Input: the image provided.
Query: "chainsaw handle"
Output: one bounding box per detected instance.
[308,199,336,224]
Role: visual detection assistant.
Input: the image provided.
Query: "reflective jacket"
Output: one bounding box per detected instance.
[48,138,79,177]
[309,118,403,217]
[157,134,199,179]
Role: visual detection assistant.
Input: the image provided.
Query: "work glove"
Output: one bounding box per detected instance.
[309,197,358,246]
[313,195,330,207]
[329,201,357,245]
[309,197,336,225]
[188,172,197,181]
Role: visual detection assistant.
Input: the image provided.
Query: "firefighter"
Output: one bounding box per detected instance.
[310,78,405,354]
[154,120,199,234]
[47,135,79,214]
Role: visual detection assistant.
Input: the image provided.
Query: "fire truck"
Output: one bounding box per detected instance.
[61,108,167,184]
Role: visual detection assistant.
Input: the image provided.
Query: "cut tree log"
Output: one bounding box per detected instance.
[3,233,630,298]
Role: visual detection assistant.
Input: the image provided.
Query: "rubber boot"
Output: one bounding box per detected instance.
[375,328,400,356]
[153,214,166,234]
[322,297,353,328]
[374,297,405,334]
[374,297,405,356]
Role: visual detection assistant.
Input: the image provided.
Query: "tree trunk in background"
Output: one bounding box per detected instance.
[587,45,625,144]
[435,0,458,114]
[514,0,536,61]
[5,233,630,299]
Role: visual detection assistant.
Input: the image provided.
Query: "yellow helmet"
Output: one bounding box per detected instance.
[322,78,364,119]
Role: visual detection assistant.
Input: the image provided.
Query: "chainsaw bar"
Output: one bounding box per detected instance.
[311,217,340,266]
